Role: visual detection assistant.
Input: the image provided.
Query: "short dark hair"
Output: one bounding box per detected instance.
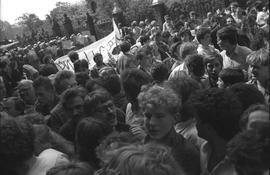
[219,68,244,87]
[93,53,103,63]
[0,115,35,169]
[60,87,86,110]
[54,70,75,94]
[228,83,265,111]
[39,64,58,76]
[46,162,94,175]
[84,90,112,116]
[97,74,121,96]
[75,117,113,169]
[76,72,90,87]
[74,59,89,73]
[185,54,205,77]
[33,76,54,91]
[189,88,242,141]
[121,68,151,103]
[119,41,131,53]
[217,26,238,45]
[151,63,169,83]
[196,27,211,44]
[68,51,79,63]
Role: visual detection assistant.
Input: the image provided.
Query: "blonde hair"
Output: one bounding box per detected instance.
[100,143,185,175]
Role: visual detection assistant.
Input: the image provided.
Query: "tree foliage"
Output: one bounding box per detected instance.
[16,13,43,34]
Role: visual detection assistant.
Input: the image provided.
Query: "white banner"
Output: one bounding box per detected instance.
[54,19,121,71]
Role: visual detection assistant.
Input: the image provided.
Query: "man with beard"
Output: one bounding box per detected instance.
[247,49,269,104]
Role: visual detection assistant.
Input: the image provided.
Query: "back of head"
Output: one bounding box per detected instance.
[0,115,35,171]
[120,41,131,53]
[75,117,113,169]
[179,42,197,60]
[121,68,151,103]
[151,63,169,83]
[102,143,184,175]
[96,74,121,96]
[39,64,58,77]
[33,75,54,91]
[228,83,265,111]
[46,162,94,175]
[166,76,201,102]
[84,90,112,116]
[74,59,89,73]
[68,51,79,63]
[185,54,205,77]
[189,88,242,141]
[219,68,244,87]
[217,26,238,45]
[54,70,75,95]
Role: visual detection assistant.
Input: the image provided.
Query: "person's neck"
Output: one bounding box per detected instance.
[207,136,227,171]
[226,45,236,56]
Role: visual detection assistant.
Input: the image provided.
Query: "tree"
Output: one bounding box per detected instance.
[16,13,43,35]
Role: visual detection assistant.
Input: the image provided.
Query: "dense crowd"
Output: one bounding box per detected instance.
[0,1,269,175]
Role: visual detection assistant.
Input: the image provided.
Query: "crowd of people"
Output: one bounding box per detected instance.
[0,1,269,175]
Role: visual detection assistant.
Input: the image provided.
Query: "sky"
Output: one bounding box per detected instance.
[1,0,82,24]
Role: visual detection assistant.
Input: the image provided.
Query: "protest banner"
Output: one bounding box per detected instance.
[54,19,121,72]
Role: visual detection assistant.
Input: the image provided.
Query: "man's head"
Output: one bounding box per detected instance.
[61,87,86,119]
[185,54,205,79]
[138,85,181,140]
[196,27,212,46]
[135,45,153,69]
[68,51,79,63]
[0,115,35,172]
[227,127,269,175]
[54,70,77,95]
[189,88,242,141]
[203,51,223,80]
[246,49,269,89]
[240,104,269,131]
[217,26,238,51]
[33,76,55,107]
[84,90,117,127]
[93,53,104,66]
[218,68,245,88]
[121,68,152,103]
[17,79,36,105]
